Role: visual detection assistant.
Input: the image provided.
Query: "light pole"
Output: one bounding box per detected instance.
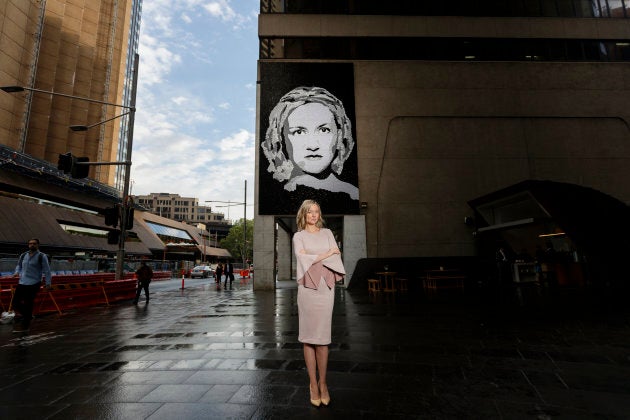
[113,54,138,281]
[206,180,248,266]
[1,53,139,281]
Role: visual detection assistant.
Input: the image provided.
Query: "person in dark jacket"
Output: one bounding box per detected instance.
[224,261,234,288]
[133,262,153,304]
[215,263,223,287]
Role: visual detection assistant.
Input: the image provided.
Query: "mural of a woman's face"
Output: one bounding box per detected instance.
[285,102,337,176]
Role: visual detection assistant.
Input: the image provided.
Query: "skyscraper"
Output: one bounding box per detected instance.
[0,0,142,190]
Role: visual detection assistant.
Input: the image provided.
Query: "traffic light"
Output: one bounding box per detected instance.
[101,206,119,227]
[107,230,120,245]
[125,207,134,229]
[57,153,73,173]
[72,156,90,178]
[57,153,90,178]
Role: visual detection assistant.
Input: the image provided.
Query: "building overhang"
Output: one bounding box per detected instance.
[469,180,630,256]
[0,146,119,212]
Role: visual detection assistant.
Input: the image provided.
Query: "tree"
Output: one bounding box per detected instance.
[220,218,253,264]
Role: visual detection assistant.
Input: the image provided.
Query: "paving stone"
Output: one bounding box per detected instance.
[1,279,629,418]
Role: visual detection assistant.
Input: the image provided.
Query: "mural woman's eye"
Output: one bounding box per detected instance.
[318,126,331,133]
[289,128,306,135]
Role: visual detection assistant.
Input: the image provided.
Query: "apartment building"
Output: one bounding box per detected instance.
[253,1,630,290]
[134,193,231,240]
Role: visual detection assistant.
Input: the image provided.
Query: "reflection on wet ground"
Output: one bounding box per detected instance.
[1,280,630,419]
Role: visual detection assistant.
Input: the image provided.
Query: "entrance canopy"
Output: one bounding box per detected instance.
[469,180,630,259]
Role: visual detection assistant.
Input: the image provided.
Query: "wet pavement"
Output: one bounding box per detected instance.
[1,278,630,419]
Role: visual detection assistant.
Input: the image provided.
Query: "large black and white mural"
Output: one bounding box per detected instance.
[259,63,359,215]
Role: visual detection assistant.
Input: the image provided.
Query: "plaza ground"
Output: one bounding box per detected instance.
[1,278,629,419]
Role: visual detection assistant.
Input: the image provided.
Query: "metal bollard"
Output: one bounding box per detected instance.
[181,274,185,289]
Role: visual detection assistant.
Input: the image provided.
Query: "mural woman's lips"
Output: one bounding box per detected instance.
[305,154,322,159]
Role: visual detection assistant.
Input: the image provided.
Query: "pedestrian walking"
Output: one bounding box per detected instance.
[12,238,52,332]
[133,261,153,304]
[215,263,223,287]
[224,261,234,288]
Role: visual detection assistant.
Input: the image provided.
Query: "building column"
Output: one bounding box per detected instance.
[342,215,367,287]
[253,214,275,290]
[277,225,292,282]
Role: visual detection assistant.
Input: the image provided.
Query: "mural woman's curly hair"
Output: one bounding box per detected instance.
[261,86,354,182]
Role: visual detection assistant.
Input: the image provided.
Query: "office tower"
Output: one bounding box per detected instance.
[0,0,142,189]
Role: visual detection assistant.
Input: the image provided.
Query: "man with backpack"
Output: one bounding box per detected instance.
[12,238,52,332]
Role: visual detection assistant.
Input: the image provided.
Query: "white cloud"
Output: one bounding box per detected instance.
[218,129,254,160]
[138,35,181,86]
[131,126,216,195]
[204,1,237,21]
[131,0,257,218]
[181,13,193,24]
[131,127,255,219]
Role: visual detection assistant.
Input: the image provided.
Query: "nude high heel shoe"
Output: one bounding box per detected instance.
[319,381,330,406]
[309,384,321,407]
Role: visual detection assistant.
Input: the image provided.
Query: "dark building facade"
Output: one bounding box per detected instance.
[253,1,630,290]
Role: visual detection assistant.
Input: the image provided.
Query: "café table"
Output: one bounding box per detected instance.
[375,271,397,292]
[424,269,465,295]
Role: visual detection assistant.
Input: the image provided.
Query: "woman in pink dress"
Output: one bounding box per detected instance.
[293,199,345,407]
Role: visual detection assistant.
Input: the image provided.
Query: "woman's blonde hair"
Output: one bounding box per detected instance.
[296,199,324,231]
[262,86,354,182]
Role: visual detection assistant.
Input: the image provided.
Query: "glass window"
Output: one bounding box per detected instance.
[260,36,630,61]
[283,38,304,59]
[491,0,514,16]
[608,0,626,16]
[607,41,630,59]
[566,39,585,59]
[263,0,629,17]
[557,0,577,15]
[505,0,527,15]
[573,0,597,16]
[547,40,568,60]
[542,1,560,16]
[453,0,476,15]
[582,40,603,59]
[523,0,543,16]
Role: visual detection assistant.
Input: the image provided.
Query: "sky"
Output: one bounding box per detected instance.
[131,0,259,221]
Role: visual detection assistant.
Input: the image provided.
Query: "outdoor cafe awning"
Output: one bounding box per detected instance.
[164,242,231,258]
[197,245,231,258]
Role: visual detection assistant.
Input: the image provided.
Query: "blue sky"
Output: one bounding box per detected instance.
[131,0,258,220]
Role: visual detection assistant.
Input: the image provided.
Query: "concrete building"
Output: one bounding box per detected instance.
[134,192,232,242]
[253,1,630,290]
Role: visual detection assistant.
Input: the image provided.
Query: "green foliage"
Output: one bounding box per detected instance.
[220,218,253,263]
